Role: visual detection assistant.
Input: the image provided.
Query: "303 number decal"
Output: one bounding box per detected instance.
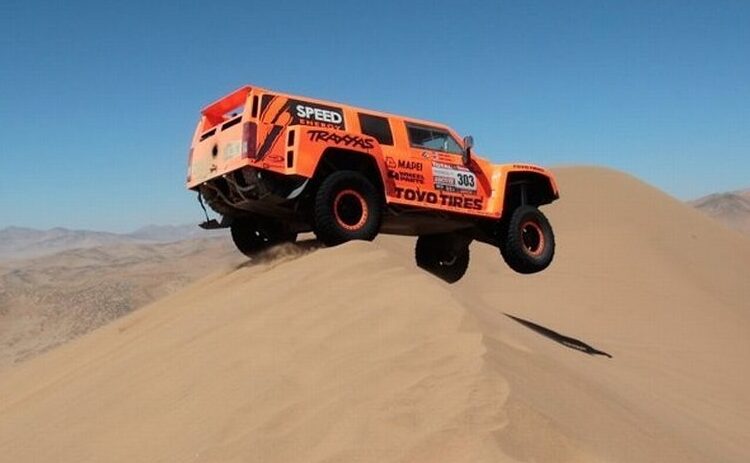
[431,161,478,193]
[457,173,475,188]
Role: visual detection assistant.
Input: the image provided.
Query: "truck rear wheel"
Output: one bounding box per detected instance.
[230,217,296,257]
[499,205,555,274]
[415,234,470,283]
[314,171,382,246]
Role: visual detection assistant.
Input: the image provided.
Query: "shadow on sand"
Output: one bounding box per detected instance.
[505,313,613,358]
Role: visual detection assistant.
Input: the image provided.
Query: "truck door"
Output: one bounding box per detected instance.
[399,122,488,213]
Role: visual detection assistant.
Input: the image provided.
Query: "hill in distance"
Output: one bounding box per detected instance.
[690,188,750,234]
[0,237,242,370]
[0,167,748,463]
[0,224,227,261]
[128,223,228,242]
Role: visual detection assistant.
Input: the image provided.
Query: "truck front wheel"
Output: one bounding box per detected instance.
[314,171,382,246]
[499,205,555,274]
[415,234,470,283]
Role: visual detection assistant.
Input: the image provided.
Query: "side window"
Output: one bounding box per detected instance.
[358,113,393,145]
[406,123,462,154]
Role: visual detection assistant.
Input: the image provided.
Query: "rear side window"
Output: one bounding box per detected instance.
[358,113,394,145]
[406,123,462,154]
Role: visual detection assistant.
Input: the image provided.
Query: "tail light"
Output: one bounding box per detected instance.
[241,122,258,159]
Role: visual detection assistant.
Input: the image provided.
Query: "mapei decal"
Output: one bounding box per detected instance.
[307,129,374,149]
[394,158,424,172]
[393,187,483,211]
[431,161,477,193]
[290,100,345,130]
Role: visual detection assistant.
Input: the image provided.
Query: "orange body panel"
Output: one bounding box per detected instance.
[187,85,559,221]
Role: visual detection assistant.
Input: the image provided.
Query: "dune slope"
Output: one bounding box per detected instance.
[1,167,748,463]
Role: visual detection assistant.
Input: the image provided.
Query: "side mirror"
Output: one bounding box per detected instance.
[462,135,474,165]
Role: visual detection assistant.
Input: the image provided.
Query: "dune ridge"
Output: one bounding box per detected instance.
[0,166,748,463]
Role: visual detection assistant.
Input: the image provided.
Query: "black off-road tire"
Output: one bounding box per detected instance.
[499,205,555,274]
[415,234,470,283]
[314,171,382,246]
[230,217,297,257]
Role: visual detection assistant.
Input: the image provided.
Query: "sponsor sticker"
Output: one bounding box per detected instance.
[512,164,545,173]
[266,154,285,164]
[223,141,242,160]
[393,187,483,211]
[431,162,477,193]
[421,151,454,162]
[307,130,374,149]
[386,157,426,184]
[388,170,425,184]
[290,100,345,130]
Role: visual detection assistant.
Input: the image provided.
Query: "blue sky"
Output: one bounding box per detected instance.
[1,0,748,232]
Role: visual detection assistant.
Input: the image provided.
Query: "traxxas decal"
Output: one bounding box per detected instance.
[290,100,345,130]
[307,129,375,149]
[393,187,483,211]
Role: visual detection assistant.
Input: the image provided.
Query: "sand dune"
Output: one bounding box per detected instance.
[0,166,748,462]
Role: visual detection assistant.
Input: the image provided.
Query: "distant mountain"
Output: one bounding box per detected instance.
[0,226,140,261]
[0,225,227,261]
[128,224,227,242]
[690,188,750,235]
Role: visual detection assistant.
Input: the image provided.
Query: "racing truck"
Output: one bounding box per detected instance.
[187,85,559,282]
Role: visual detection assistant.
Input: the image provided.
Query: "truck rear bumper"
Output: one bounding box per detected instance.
[196,166,308,219]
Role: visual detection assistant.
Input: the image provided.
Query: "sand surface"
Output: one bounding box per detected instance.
[1,166,748,462]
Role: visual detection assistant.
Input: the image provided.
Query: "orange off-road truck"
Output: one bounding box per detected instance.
[187,85,559,282]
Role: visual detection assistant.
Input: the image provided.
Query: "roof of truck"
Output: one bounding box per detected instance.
[218,85,459,135]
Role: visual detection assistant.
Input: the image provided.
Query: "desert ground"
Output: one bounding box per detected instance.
[0,237,242,370]
[0,166,748,462]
